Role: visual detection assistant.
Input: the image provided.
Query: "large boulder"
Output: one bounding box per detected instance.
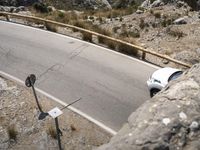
[97,64,200,150]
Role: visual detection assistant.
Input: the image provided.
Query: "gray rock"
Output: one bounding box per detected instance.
[136,9,144,14]
[190,121,199,131]
[173,50,200,64]
[173,17,187,25]
[0,126,9,149]
[176,1,186,8]
[150,0,164,8]
[141,0,150,8]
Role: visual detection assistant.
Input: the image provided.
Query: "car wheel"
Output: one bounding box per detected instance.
[150,89,160,97]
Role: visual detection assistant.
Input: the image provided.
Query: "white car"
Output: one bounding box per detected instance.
[147,67,183,97]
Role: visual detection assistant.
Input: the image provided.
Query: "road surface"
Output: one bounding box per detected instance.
[0,21,157,131]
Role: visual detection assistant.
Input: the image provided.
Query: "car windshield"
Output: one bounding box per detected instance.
[168,71,183,82]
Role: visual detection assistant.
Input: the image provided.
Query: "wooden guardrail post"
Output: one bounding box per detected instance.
[142,52,146,60]
[5,14,10,21]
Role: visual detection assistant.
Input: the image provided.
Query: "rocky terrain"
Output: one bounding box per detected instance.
[97,63,200,150]
[0,76,111,150]
[1,0,200,150]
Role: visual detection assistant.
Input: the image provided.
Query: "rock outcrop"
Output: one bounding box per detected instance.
[98,64,200,150]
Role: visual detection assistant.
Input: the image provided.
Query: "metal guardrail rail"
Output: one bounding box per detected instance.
[0,12,192,68]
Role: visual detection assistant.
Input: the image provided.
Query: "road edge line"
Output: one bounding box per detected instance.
[0,70,117,135]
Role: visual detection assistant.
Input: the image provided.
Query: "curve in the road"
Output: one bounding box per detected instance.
[0,21,158,132]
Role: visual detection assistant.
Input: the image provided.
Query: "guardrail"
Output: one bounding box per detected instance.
[0,12,192,68]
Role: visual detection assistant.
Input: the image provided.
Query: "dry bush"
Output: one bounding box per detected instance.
[128,30,140,38]
[82,32,93,42]
[167,28,185,39]
[7,125,18,141]
[154,12,161,19]
[47,126,57,139]
[70,124,77,131]
[96,29,111,44]
[105,40,117,50]
[117,42,138,56]
[139,18,145,29]
[45,23,57,32]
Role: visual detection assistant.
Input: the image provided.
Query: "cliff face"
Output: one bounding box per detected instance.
[97,64,200,150]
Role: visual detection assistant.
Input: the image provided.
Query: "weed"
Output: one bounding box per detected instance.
[7,125,18,141]
[47,126,57,139]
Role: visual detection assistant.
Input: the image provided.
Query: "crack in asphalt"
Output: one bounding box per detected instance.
[36,63,63,85]
[36,44,89,85]
[0,45,11,58]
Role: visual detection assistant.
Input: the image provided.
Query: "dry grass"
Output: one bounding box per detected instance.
[167,28,185,39]
[47,125,57,139]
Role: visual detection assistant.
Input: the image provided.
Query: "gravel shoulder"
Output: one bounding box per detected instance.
[0,76,111,150]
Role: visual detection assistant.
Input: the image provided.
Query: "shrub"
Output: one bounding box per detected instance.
[154,12,161,19]
[117,43,138,56]
[167,28,185,39]
[139,18,145,29]
[82,32,93,42]
[33,2,48,13]
[105,40,117,50]
[45,23,57,32]
[47,126,57,139]
[119,17,123,22]
[7,125,18,141]
[96,29,111,44]
[58,11,64,18]
[150,9,154,14]
[70,124,77,131]
[129,30,140,38]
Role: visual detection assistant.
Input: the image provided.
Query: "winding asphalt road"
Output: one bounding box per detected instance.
[0,21,157,131]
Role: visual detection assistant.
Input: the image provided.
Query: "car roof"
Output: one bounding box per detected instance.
[152,67,180,84]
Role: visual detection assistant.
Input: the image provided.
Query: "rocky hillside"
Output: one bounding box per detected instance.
[97,63,200,149]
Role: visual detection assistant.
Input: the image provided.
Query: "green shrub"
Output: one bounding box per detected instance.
[7,125,18,141]
[58,11,64,18]
[82,32,93,42]
[33,2,49,13]
[129,30,140,38]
